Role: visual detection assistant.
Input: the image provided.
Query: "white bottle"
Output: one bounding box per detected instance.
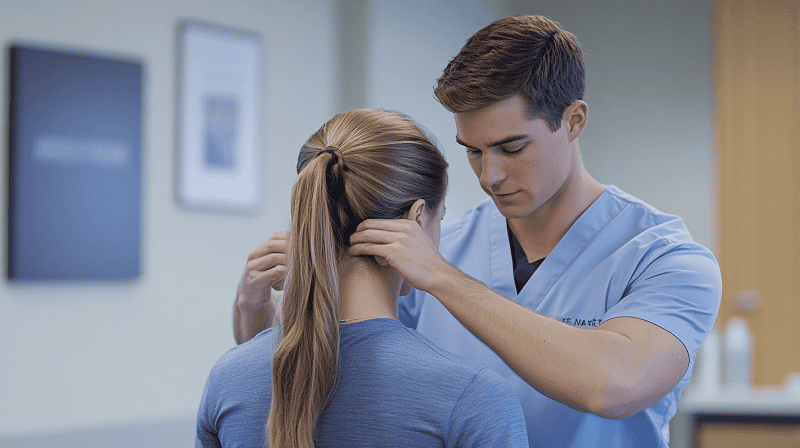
[692,325,721,396]
[723,317,753,389]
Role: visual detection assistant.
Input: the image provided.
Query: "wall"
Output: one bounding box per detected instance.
[0,0,336,442]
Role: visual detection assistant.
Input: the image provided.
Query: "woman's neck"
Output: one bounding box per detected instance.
[337,255,401,323]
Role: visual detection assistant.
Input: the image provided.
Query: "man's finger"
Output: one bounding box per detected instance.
[348,244,398,269]
[349,228,405,245]
[246,252,287,272]
[247,265,287,284]
[248,232,290,260]
[348,242,388,258]
[355,219,414,233]
[250,239,288,260]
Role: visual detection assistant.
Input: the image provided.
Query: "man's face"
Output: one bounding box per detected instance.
[454,94,575,219]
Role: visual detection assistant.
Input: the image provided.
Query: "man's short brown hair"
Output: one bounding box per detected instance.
[434,15,584,132]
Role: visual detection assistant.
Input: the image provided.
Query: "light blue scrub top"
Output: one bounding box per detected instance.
[400,185,722,448]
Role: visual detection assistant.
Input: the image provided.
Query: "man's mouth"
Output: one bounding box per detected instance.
[493,191,518,197]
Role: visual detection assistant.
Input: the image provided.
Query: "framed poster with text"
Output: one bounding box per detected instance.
[7,45,142,280]
[176,21,262,212]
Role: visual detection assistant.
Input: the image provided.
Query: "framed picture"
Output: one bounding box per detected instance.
[176,21,262,211]
[7,44,142,280]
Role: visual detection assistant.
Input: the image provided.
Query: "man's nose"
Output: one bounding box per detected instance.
[480,152,506,189]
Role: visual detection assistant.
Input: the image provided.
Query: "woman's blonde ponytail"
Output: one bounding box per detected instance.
[269,152,342,448]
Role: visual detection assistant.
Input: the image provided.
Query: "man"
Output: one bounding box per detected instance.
[235,16,721,447]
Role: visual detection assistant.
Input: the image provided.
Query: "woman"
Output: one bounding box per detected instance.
[196,109,527,447]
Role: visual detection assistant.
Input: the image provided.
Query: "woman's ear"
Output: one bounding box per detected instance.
[405,199,426,225]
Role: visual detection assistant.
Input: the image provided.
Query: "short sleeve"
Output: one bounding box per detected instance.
[195,373,222,448]
[446,368,529,448]
[194,329,275,448]
[603,242,722,361]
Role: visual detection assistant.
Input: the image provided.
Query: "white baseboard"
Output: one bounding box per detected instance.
[0,416,196,448]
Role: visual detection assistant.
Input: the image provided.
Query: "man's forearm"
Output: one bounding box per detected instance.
[426,266,685,418]
[233,289,277,345]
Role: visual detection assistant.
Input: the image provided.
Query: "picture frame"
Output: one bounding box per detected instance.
[176,21,262,212]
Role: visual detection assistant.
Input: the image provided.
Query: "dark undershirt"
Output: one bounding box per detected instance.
[508,225,545,294]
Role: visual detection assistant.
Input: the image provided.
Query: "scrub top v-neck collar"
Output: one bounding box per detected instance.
[488,186,621,308]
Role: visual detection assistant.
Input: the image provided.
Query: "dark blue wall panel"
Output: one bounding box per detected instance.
[7,45,142,280]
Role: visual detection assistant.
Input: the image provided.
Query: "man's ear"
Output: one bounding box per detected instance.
[563,100,588,142]
[405,199,426,225]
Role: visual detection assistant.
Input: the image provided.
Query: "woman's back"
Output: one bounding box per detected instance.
[196,318,527,447]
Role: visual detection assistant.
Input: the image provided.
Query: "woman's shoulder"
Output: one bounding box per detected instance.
[343,320,486,379]
[396,325,495,379]
[208,327,276,380]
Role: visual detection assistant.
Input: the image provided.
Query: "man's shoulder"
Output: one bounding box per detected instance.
[604,185,684,227]
[594,185,700,246]
[598,186,717,277]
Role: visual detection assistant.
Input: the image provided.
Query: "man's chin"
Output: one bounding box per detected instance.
[491,201,532,220]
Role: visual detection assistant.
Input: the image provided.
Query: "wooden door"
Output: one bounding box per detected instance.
[715,0,800,386]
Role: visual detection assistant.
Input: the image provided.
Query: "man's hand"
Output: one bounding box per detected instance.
[348,219,455,293]
[239,231,289,302]
[234,231,288,344]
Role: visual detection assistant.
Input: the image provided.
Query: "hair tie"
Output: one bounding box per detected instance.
[322,145,346,201]
[322,145,344,166]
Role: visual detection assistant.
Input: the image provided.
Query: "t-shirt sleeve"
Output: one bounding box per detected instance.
[195,372,222,448]
[602,242,722,361]
[445,367,529,448]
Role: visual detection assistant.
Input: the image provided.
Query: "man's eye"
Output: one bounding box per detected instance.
[502,145,525,154]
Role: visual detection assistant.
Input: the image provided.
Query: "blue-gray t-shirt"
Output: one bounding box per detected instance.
[196,318,528,447]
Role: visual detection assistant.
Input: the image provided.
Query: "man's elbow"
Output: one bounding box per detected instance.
[583,380,649,420]
[587,400,639,420]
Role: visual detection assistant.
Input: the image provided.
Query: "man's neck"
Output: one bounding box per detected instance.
[507,164,604,262]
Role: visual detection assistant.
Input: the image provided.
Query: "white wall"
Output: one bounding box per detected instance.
[505,0,717,250]
[0,0,337,440]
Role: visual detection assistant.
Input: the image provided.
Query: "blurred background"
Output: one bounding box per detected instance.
[1,0,797,447]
